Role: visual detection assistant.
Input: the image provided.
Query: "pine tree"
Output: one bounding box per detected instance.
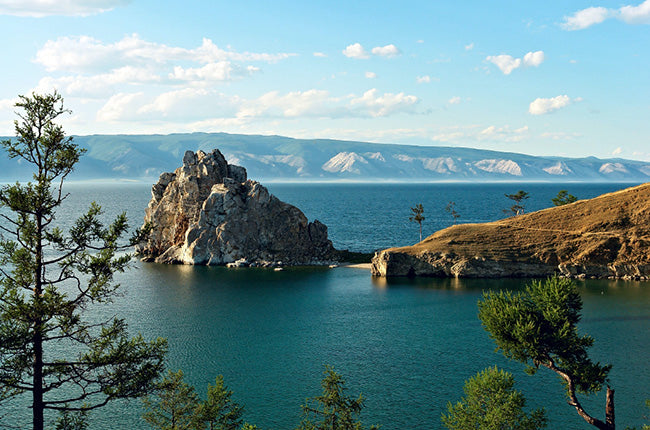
[296,366,378,430]
[0,92,167,430]
[478,277,615,430]
[442,366,547,430]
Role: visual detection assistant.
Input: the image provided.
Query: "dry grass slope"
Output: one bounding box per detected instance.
[373,183,650,279]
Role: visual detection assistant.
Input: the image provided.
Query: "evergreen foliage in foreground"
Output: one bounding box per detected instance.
[478,277,615,430]
[442,366,547,430]
[142,369,253,430]
[296,366,378,430]
[0,92,167,430]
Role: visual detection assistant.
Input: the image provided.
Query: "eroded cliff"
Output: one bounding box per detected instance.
[137,149,335,266]
[371,183,650,280]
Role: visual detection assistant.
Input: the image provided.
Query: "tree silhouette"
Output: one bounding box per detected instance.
[505,190,530,216]
[445,202,460,225]
[409,203,425,242]
[552,190,578,206]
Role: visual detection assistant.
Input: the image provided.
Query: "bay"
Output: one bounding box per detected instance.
[3,182,649,429]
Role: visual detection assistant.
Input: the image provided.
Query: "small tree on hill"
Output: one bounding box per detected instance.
[552,190,578,206]
[478,277,615,430]
[505,191,530,216]
[409,203,425,242]
[296,366,379,430]
[0,92,167,430]
[442,366,547,430]
[445,201,460,225]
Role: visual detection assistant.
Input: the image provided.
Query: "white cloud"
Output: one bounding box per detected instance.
[528,95,572,115]
[169,62,258,82]
[523,51,545,67]
[416,75,431,84]
[465,42,474,51]
[448,96,461,105]
[540,131,582,140]
[619,0,650,23]
[139,88,240,119]
[0,97,17,110]
[612,147,623,156]
[238,89,337,119]
[33,66,160,97]
[342,43,401,59]
[365,71,377,79]
[432,131,465,142]
[371,44,401,58]
[96,92,144,121]
[486,55,521,75]
[562,1,650,30]
[35,34,295,72]
[562,6,610,30]
[0,0,129,17]
[487,51,544,74]
[432,124,529,143]
[313,52,327,58]
[349,89,418,117]
[342,43,369,59]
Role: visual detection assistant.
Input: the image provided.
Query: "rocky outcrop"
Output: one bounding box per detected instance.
[372,183,650,280]
[137,149,335,266]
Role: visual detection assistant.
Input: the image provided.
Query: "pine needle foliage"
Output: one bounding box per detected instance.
[0,92,167,430]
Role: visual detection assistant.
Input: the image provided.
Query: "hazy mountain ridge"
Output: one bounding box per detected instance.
[2,132,649,182]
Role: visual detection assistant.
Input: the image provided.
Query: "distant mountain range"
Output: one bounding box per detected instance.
[2,132,649,182]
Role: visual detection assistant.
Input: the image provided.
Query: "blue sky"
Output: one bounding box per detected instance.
[0,0,648,160]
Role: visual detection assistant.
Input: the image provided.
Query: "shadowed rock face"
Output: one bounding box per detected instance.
[372,183,650,280]
[137,149,335,266]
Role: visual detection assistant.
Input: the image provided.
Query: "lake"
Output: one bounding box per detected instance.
[3,182,649,429]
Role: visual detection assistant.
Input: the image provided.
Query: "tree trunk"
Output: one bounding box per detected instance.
[33,215,44,430]
[605,387,615,429]
[33,329,44,430]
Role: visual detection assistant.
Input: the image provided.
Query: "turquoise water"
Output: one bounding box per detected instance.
[3,182,649,429]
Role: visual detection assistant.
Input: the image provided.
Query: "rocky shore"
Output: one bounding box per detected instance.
[137,149,335,266]
[371,183,650,280]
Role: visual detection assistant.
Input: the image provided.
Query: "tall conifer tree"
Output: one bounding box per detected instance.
[0,92,167,430]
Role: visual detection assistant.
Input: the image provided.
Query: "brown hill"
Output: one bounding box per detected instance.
[371,183,650,280]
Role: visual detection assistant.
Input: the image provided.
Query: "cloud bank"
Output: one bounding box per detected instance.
[562,0,650,30]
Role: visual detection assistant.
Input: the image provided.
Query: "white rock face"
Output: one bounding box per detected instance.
[599,162,628,174]
[421,157,459,173]
[322,152,368,173]
[474,159,522,176]
[137,149,334,266]
[543,161,573,175]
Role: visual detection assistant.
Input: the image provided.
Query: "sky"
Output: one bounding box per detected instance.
[0,0,648,161]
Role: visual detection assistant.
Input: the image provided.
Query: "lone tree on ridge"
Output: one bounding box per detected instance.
[505,190,530,216]
[409,203,425,242]
[478,277,615,430]
[445,201,460,225]
[552,190,578,206]
[0,92,167,430]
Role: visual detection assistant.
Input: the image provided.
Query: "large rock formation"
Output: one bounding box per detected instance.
[137,149,335,266]
[372,183,650,280]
